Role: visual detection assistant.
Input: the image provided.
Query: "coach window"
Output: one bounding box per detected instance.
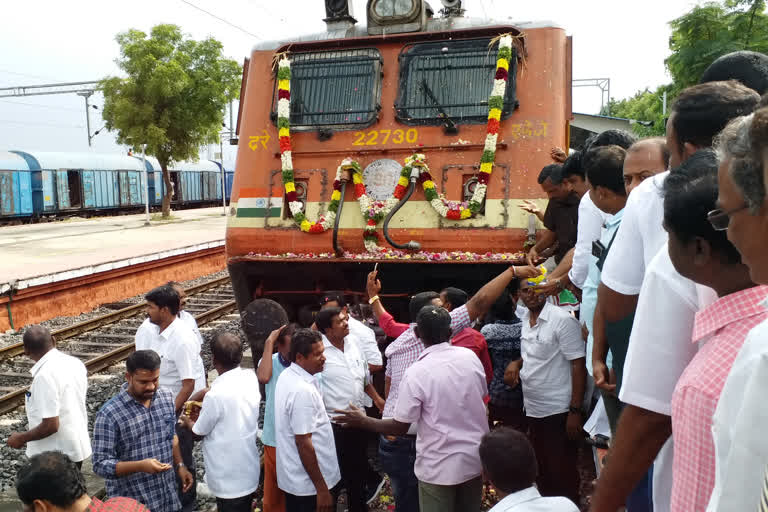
[395,38,518,126]
[271,49,383,131]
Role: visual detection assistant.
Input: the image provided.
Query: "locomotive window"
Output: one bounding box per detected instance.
[395,39,518,126]
[272,49,382,131]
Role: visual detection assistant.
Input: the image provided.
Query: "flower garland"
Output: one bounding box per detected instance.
[278,57,339,233]
[393,35,513,220]
[340,158,401,252]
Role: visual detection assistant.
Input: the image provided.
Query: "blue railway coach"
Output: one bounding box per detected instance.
[0,150,235,222]
[0,151,34,217]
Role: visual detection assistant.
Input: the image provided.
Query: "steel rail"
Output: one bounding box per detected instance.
[0,276,232,360]
[0,284,237,415]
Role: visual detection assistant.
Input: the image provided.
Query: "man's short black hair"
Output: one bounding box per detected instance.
[16,451,87,507]
[584,145,628,196]
[315,306,342,334]
[671,80,760,150]
[488,289,517,323]
[537,164,563,185]
[22,325,53,355]
[126,349,161,373]
[320,291,347,308]
[700,51,768,96]
[584,129,637,152]
[145,285,180,316]
[210,332,242,368]
[663,149,742,264]
[409,292,440,322]
[479,428,538,494]
[440,287,468,309]
[289,328,322,362]
[561,151,584,179]
[415,305,452,346]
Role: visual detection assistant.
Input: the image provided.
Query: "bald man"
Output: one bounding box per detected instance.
[180,332,261,512]
[7,325,91,468]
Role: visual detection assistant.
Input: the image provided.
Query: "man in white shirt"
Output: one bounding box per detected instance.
[6,325,91,467]
[179,332,260,512]
[505,279,586,505]
[134,284,206,512]
[168,281,205,347]
[480,428,578,512]
[590,81,761,512]
[315,307,384,512]
[275,329,341,512]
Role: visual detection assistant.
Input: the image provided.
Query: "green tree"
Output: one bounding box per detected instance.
[666,0,768,90]
[101,24,241,217]
[600,85,673,137]
[599,0,767,137]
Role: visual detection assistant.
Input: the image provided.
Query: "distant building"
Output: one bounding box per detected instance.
[570,113,650,150]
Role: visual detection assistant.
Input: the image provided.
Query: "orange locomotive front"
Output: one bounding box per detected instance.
[226,2,571,315]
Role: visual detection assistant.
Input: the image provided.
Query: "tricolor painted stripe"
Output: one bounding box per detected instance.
[236,197,283,218]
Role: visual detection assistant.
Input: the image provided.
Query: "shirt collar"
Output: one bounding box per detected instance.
[416,342,451,360]
[159,317,183,341]
[493,487,542,509]
[30,348,59,376]
[289,362,316,382]
[692,285,768,343]
[606,208,624,227]
[210,366,240,387]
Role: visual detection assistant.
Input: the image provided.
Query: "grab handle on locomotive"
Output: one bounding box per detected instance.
[383,166,422,252]
[332,170,350,257]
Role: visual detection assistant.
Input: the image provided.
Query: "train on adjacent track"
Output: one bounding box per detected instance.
[0,150,234,223]
[226,0,572,324]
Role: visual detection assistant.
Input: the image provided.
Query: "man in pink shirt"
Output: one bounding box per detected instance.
[334,305,489,512]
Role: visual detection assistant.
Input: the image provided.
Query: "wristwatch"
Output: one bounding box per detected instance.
[368,295,380,305]
[568,406,581,415]
[176,462,185,470]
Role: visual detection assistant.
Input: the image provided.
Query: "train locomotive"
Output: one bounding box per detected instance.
[228,0,572,323]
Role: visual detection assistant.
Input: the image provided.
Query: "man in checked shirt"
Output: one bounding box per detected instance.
[93,350,194,512]
[364,264,540,512]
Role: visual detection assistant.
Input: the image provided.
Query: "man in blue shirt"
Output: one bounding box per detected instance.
[256,324,294,512]
[93,350,194,512]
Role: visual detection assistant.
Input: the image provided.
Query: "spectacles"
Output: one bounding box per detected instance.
[707,205,749,231]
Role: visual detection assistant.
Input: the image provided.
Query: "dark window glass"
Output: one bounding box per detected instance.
[272,49,382,131]
[395,38,518,125]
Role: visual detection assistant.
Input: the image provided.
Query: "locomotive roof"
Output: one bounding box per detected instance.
[10,151,146,171]
[0,151,29,171]
[252,16,562,51]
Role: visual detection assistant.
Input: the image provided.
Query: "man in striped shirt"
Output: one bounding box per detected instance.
[365,264,540,511]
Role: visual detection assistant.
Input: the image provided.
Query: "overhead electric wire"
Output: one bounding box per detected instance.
[179,0,261,39]
[0,99,82,112]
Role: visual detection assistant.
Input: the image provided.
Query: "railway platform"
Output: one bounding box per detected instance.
[0,207,228,331]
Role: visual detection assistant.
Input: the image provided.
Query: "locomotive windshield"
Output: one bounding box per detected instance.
[271,48,382,131]
[395,38,518,125]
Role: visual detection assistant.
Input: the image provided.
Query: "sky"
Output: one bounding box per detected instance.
[0,0,699,162]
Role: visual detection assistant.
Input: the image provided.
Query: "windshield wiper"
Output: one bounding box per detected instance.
[420,79,459,134]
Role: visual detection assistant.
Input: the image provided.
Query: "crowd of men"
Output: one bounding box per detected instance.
[8,49,768,512]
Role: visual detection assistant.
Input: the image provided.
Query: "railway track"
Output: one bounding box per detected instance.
[0,276,237,415]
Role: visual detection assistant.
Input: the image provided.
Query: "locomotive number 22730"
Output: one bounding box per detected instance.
[352,129,418,146]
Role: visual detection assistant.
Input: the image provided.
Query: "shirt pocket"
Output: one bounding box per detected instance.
[525,337,558,361]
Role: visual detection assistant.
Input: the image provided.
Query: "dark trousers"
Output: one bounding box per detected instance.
[332,423,369,512]
[285,484,342,512]
[216,492,255,512]
[175,423,197,512]
[527,413,580,504]
[378,435,419,512]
